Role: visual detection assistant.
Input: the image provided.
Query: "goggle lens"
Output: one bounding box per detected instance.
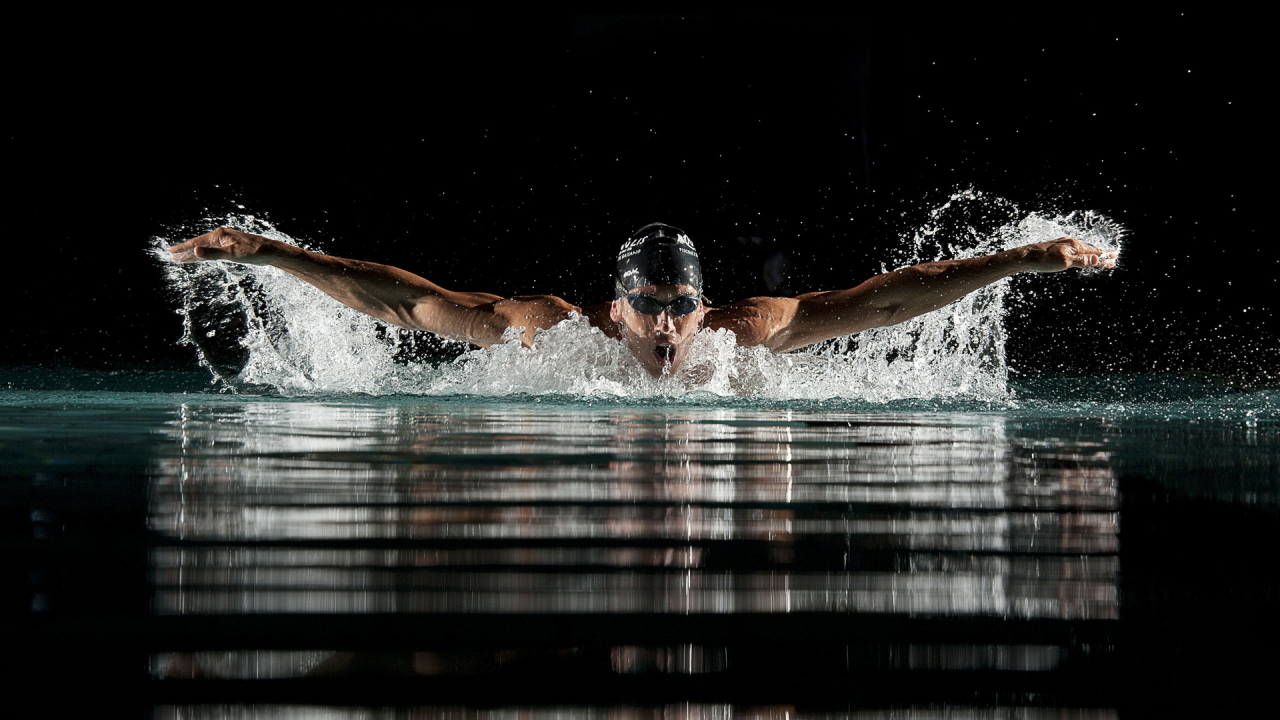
[626,295,700,316]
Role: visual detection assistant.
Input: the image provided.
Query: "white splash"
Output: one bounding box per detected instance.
[154,191,1122,400]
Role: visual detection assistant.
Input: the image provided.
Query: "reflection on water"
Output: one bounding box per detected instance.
[151,554,1114,615]
[154,706,1119,719]
[148,404,1118,620]
[143,402,1123,712]
[154,641,1065,680]
[7,382,1274,713]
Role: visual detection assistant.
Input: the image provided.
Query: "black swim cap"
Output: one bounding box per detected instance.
[615,223,703,298]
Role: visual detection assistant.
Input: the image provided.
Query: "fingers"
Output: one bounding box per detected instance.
[1075,253,1102,268]
[170,246,233,263]
[1067,253,1113,269]
[168,228,232,250]
[194,245,231,261]
[1065,245,1119,269]
[167,229,232,263]
[1050,237,1118,269]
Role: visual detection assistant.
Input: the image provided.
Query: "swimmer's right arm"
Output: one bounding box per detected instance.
[168,228,514,346]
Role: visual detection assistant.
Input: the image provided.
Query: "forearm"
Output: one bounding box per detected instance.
[758,237,1116,352]
[856,251,1021,323]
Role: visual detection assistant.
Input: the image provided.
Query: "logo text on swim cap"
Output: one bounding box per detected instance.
[617,239,645,261]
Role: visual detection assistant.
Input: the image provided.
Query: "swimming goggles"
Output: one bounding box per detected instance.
[625,294,701,316]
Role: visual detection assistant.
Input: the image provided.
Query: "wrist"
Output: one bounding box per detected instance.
[266,242,309,269]
[992,247,1028,276]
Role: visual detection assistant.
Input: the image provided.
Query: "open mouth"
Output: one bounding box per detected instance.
[653,344,674,367]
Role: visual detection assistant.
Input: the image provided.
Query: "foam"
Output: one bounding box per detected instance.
[154,190,1123,400]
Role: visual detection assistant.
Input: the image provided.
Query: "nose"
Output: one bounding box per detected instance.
[654,311,676,333]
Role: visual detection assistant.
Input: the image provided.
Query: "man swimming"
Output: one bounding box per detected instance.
[168,222,1117,377]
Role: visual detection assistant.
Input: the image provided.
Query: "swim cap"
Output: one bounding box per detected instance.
[615,223,703,298]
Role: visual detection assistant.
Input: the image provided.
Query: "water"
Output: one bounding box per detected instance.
[153,190,1124,400]
[5,194,1273,715]
[3,376,1275,716]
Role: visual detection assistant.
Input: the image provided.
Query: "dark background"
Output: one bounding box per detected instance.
[5,12,1275,382]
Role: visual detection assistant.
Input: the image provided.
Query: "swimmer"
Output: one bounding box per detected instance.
[168,222,1118,377]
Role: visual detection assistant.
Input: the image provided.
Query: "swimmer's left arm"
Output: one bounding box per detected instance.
[726,237,1117,353]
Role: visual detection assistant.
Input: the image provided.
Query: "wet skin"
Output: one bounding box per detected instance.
[607,285,706,377]
[169,229,1119,381]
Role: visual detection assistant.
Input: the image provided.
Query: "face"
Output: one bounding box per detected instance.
[609,284,706,377]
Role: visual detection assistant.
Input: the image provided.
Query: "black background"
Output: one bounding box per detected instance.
[5,12,1275,381]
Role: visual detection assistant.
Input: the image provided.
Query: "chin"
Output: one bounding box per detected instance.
[622,336,687,377]
[638,353,681,378]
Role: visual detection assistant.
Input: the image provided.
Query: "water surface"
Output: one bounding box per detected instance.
[3,371,1274,716]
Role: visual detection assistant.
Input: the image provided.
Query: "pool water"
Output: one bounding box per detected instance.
[3,370,1275,717]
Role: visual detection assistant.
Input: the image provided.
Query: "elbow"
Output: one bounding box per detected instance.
[390,303,422,330]
[389,297,439,332]
[880,303,916,327]
[858,300,912,329]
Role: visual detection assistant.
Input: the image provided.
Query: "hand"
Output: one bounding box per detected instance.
[167,228,286,265]
[1010,237,1119,273]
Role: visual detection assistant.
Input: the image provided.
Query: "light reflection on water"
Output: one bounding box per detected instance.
[152,705,1119,719]
[15,387,1278,712]
[154,640,1068,680]
[148,403,1118,619]
[6,379,1275,713]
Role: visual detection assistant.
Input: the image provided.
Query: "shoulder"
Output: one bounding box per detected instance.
[579,302,623,339]
[704,297,800,348]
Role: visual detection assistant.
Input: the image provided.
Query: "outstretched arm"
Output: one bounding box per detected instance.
[711,237,1118,353]
[168,228,575,347]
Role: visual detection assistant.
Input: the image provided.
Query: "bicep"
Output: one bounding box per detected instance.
[707,298,803,350]
[442,290,505,307]
[399,295,511,346]
[710,292,893,353]
[484,295,582,348]
[740,272,941,353]
[770,292,896,353]
[376,273,508,341]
